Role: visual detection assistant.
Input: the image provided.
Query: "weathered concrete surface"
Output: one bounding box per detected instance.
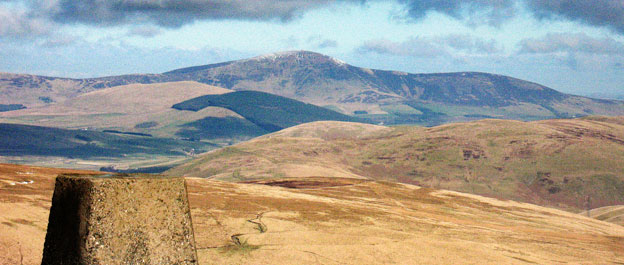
[41,174,198,265]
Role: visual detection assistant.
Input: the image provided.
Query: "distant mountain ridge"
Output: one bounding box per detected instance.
[165,51,568,107]
[2,50,623,123]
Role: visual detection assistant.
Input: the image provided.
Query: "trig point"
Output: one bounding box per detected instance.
[41,174,198,265]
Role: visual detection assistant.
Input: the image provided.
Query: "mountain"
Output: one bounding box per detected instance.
[3,51,623,125]
[164,51,565,107]
[2,163,624,264]
[167,116,624,212]
[161,51,624,123]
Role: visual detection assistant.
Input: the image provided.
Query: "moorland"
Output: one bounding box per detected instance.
[1,51,623,264]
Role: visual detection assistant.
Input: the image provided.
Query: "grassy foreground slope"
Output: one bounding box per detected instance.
[168,116,624,211]
[2,164,624,264]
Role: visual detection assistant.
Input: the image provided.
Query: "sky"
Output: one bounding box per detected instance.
[1,0,623,96]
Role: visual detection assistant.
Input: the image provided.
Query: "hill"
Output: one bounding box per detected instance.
[167,116,624,211]
[0,72,162,108]
[11,80,232,115]
[0,82,364,142]
[0,123,216,171]
[172,90,362,132]
[1,164,623,264]
[0,81,242,139]
[3,51,624,125]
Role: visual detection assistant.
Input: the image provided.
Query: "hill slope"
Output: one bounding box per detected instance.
[0,81,241,139]
[0,83,364,142]
[2,164,624,264]
[581,205,624,226]
[173,90,362,132]
[24,81,231,115]
[3,51,623,125]
[0,123,216,171]
[0,72,162,107]
[0,123,216,157]
[167,116,624,211]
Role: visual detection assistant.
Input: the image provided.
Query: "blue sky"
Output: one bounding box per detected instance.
[1,0,623,96]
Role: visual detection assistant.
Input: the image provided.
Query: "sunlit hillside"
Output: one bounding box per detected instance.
[168,116,624,211]
[1,164,623,264]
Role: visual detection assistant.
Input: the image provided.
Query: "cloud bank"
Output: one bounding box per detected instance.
[37,0,363,28]
[396,0,517,26]
[1,0,623,38]
[526,0,624,34]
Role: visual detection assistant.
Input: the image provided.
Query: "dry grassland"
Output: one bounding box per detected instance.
[0,81,237,138]
[581,205,624,226]
[168,117,624,211]
[1,164,623,264]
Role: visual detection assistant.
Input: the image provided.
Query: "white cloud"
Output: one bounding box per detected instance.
[527,0,624,34]
[519,33,624,55]
[358,34,501,58]
[0,5,51,38]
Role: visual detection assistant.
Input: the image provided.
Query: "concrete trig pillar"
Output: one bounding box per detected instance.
[41,174,198,264]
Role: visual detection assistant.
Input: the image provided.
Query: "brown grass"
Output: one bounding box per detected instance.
[0,81,238,138]
[1,81,231,116]
[187,177,624,264]
[2,163,624,264]
[581,205,624,226]
[168,117,624,212]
